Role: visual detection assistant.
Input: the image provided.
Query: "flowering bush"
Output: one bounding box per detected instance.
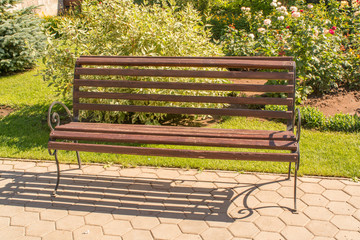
[221,0,360,99]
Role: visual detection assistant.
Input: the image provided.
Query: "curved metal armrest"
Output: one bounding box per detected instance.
[296,108,301,142]
[48,101,73,131]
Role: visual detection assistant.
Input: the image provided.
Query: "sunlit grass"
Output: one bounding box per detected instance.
[1,66,359,178]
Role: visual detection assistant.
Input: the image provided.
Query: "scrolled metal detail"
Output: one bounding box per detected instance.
[47,101,73,131]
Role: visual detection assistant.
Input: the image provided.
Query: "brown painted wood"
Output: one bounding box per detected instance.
[73,103,293,119]
[74,92,294,106]
[78,56,294,61]
[75,57,294,70]
[50,130,297,150]
[74,79,295,93]
[56,122,295,140]
[48,141,298,162]
[74,68,294,80]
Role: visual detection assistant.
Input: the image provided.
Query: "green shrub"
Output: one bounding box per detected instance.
[221,0,360,97]
[0,0,46,74]
[42,0,225,124]
[299,106,360,132]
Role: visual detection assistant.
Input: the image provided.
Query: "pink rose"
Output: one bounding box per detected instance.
[329,29,335,35]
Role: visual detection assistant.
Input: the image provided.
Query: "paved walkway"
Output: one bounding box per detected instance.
[0,158,359,240]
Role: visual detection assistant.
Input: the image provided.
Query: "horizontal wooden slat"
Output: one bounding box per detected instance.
[74,68,294,80]
[78,55,294,62]
[74,79,295,93]
[73,103,293,119]
[56,122,296,140]
[74,92,293,106]
[48,141,298,162]
[75,56,295,70]
[50,130,297,150]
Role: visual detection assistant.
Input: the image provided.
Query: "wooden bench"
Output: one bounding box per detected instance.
[47,56,301,211]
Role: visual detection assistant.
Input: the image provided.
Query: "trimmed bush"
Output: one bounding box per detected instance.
[0,0,46,74]
[42,0,225,124]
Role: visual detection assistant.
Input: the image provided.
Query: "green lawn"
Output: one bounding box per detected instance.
[1,67,359,178]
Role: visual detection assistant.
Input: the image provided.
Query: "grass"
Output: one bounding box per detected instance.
[1,66,359,178]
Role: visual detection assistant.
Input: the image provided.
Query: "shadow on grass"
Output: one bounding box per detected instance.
[0,103,66,151]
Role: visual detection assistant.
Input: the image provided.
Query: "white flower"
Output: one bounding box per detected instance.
[270,2,277,7]
[290,6,298,12]
[249,34,255,39]
[292,11,300,18]
[277,16,284,21]
[314,29,319,37]
[272,0,277,2]
[245,7,251,12]
[264,19,272,25]
[307,4,313,9]
[323,29,329,35]
[241,7,246,11]
[258,27,266,33]
[355,11,360,16]
[277,2,282,6]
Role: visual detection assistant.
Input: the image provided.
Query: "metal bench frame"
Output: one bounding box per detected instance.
[47,56,301,212]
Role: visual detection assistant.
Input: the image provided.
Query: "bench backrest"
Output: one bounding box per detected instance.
[73,56,296,130]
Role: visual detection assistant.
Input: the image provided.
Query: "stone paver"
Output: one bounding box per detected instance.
[0,159,360,240]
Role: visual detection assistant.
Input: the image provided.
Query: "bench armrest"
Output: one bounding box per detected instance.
[47,101,73,131]
[296,108,301,142]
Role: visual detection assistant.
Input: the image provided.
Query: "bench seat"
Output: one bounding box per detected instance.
[49,122,298,162]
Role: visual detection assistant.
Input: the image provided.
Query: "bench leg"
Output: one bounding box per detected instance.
[293,162,298,213]
[74,141,82,169]
[287,162,291,180]
[51,150,60,197]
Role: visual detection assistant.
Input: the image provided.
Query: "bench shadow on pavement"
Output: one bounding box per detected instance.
[0,169,293,222]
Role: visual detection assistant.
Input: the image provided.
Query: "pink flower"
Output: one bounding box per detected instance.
[329,29,335,35]
[300,9,304,13]
[286,26,290,29]
[332,26,337,30]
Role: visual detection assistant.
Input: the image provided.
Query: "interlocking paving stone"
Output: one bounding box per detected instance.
[254,215,285,232]
[306,220,338,238]
[10,211,39,227]
[73,225,104,240]
[335,230,360,240]
[319,179,345,190]
[130,216,160,230]
[281,226,314,240]
[42,230,73,240]
[26,220,55,237]
[344,185,360,196]
[85,212,113,226]
[151,224,182,240]
[327,201,356,215]
[278,211,310,227]
[303,206,334,221]
[56,215,85,231]
[178,219,208,234]
[299,182,325,194]
[102,220,133,236]
[254,231,285,240]
[323,189,351,202]
[201,227,233,240]
[330,215,360,231]
[0,159,360,240]
[228,221,260,238]
[302,193,329,207]
[0,225,24,239]
[122,229,153,240]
